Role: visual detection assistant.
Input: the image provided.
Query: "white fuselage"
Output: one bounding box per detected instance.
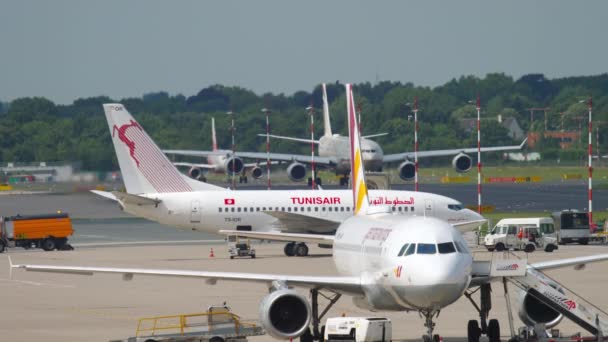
[206,150,231,173]
[123,189,482,234]
[318,135,384,174]
[333,215,473,312]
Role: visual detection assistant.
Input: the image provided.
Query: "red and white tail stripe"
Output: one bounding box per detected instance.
[104,104,193,194]
[346,84,370,215]
[211,117,218,151]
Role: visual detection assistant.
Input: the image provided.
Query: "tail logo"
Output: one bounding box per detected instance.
[113,120,143,167]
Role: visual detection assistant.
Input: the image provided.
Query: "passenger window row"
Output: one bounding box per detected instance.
[398,241,468,256]
[218,206,355,213]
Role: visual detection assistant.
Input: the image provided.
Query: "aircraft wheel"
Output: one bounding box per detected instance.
[300,327,313,342]
[295,243,309,257]
[488,319,500,342]
[467,320,481,342]
[316,177,322,186]
[422,335,431,342]
[284,242,296,256]
[0,240,5,253]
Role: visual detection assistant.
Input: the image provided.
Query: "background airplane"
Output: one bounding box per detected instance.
[166,83,526,186]
[94,103,484,257]
[168,117,267,183]
[14,84,608,342]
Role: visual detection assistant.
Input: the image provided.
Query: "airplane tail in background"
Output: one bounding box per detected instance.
[345,84,370,216]
[322,83,332,137]
[211,117,218,151]
[103,104,223,194]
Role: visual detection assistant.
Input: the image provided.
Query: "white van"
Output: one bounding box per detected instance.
[324,317,391,342]
[485,217,558,252]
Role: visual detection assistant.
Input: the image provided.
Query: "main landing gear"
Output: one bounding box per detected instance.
[464,283,501,342]
[284,242,309,257]
[420,310,442,342]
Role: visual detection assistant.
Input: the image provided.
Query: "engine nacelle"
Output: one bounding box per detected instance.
[452,153,473,173]
[517,287,563,329]
[286,162,307,182]
[398,160,416,181]
[188,167,206,180]
[251,166,263,179]
[224,157,244,176]
[259,289,311,339]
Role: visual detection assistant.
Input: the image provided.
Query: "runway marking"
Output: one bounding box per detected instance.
[0,277,75,288]
[72,239,225,247]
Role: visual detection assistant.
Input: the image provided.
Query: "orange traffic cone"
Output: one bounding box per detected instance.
[209,248,215,258]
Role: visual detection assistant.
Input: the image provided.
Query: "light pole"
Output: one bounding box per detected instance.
[579,98,593,225]
[261,108,272,190]
[306,105,316,189]
[226,111,236,190]
[474,96,482,215]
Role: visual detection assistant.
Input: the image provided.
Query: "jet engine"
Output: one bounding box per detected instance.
[452,153,473,173]
[259,289,311,339]
[286,162,307,182]
[397,160,416,181]
[251,166,263,179]
[224,157,244,176]
[188,167,206,181]
[517,283,564,328]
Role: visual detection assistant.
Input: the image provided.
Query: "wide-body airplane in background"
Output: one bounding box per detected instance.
[165,83,526,186]
[14,84,608,342]
[92,103,484,257]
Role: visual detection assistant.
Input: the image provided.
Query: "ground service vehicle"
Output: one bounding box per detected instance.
[324,317,391,342]
[227,236,256,259]
[485,218,558,252]
[0,213,74,252]
[121,305,264,342]
[552,210,590,245]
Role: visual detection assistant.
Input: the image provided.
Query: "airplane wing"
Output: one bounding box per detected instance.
[470,254,608,287]
[263,211,341,233]
[163,149,336,167]
[173,162,216,169]
[382,139,527,163]
[9,257,362,295]
[257,134,318,144]
[362,133,389,139]
[219,230,335,245]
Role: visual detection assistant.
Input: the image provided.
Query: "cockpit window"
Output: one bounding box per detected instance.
[398,244,409,256]
[454,240,470,254]
[405,243,416,256]
[448,204,464,211]
[438,242,456,254]
[417,243,436,254]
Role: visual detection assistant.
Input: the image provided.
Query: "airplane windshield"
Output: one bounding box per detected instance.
[448,204,464,211]
[437,242,456,254]
[417,243,436,254]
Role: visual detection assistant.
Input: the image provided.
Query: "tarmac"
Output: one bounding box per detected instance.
[1,243,608,342]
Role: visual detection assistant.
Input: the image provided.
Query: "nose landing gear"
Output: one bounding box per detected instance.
[283,242,309,257]
[421,310,442,342]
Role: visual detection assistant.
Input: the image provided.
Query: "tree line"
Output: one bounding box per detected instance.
[1,73,607,171]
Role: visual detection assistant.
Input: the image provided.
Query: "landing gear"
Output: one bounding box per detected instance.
[465,283,501,342]
[238,175,248,183]
[310,289,341,341]
[307,177,322,187]
[421,310,440,342]
[284,242,296,256]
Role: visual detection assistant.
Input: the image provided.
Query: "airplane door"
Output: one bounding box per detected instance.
[190,200,201,223]
[424,199,434,216]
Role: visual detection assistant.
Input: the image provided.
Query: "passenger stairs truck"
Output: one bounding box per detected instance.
[0,213,74,252]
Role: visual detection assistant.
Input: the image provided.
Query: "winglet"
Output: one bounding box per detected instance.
[519,137,528,149]
[211,117,218,151]
[8,256,14,280]
[322,83,332,137]
[346,84,370,215]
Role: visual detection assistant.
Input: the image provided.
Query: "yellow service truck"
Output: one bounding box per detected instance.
[0,213,74,252]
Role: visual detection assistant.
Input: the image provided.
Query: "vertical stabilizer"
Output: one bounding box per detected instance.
[103,104,223,194]
[211,117,218,151]
[322,83,332,137]
[345,85,370,215]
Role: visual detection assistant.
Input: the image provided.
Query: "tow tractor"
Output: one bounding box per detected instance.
[114,305,264,342]
[227,235,256,259]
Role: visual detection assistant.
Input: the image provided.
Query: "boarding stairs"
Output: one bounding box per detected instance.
[508,266,608,336]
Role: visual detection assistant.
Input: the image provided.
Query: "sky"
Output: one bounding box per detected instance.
[1,1,607,104]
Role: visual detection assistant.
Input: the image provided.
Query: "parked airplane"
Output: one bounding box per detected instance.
[13,84,608,342]
[166,83,526,185]
[92,103,484,257]
[169,117,266,183]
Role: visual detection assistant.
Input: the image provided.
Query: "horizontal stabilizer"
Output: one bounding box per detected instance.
[90,190,118,202]
[362,133,388,139]
[111,191,161,206]
[452,219,487,232]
